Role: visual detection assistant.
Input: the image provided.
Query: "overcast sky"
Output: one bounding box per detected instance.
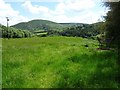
[0,0,108,26]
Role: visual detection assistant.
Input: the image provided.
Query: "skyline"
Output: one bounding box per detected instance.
[0,0,108,26]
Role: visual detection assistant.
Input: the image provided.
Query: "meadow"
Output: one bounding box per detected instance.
[2,37,119,88]
[0,39,2,88]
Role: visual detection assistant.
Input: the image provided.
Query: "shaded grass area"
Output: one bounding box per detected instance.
[2,37,119,88]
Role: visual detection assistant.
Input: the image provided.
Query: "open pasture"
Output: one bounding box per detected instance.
[2,37,119,88]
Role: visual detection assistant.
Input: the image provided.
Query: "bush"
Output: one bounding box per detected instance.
[1,25,34,38]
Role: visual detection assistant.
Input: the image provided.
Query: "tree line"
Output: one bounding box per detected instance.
[46,23,103,38]
[0,25,34,38]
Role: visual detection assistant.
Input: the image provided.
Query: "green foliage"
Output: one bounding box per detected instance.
[104,2,120,47]
[47,30,60,36]
[0,27,2,38]
[60,24,101,38]
[2,37,119,88]
[92,22,105,34]
[0,25,34,38]
[104,2,120,84]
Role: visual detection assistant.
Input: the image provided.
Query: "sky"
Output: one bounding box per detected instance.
[0,0,109,26]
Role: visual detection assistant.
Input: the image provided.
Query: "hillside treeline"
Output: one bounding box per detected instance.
[47,23,104,38]
[0,25,33,38]
[59,25,101,38]
[0,21,104,39]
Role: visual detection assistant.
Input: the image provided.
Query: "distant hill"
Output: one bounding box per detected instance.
[11,19,66,32]
[11,19,104,38]
[11,19,90,32]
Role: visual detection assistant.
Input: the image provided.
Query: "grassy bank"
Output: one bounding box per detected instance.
[2,37,119,88]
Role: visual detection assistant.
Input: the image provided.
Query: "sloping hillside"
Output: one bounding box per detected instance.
[11,19,104,37]
[11,19,65,32]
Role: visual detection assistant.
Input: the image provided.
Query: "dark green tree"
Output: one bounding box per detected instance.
[104,1,120,48]
[104,1,120,83]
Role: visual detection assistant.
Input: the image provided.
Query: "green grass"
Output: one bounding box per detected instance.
[0,39,2,89]
[2,37,119,88]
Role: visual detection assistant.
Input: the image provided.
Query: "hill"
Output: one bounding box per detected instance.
[11,19,66,32]
[11,19,104,38]
[11,20,90,32]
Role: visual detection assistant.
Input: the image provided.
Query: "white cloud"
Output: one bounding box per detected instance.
[21,0,105,24]
[22,0,96,15]
[0,0,29,26]
[50,11,100,24]
[0,0,107,26]
[52,2,66,15]
[22,1,49,14]
[61,0,95,12]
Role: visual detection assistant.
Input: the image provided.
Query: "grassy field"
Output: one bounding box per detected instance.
[0,39,2,89]
[2,37,119,88]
